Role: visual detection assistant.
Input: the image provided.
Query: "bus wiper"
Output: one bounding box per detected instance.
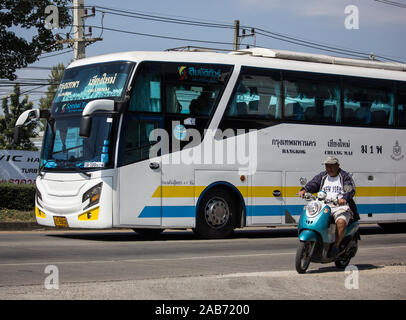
[38,160,55,178]
[67,163,92,179]
[38,161,47,178]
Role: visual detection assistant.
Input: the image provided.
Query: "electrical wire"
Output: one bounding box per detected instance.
[373,0,406,8]
[90,25,242,47]
[93,5,405,63]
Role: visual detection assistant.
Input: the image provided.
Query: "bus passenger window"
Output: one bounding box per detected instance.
[283,76,340,123]
[398,91,406,127]
[226,74,282,119]
[129,64,162,112]
[343,84,393,126]
[165,84,220,116]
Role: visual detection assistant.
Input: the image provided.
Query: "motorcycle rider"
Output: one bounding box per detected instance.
[297,156,360,258]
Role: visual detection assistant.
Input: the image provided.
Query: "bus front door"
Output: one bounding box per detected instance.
[118,116,162,227]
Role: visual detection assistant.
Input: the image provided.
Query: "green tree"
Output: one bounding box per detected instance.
[0,84,38,150]
[39,63,65,111]
[0,0,72,80]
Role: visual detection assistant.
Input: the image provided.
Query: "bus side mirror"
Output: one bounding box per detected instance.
[14,109,45,144]
[115,96,129,113]
[15,109,40,126]
[14,126,23,144]
[79,116,92,138]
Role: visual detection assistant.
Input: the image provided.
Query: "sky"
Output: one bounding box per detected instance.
[1,0,406,110]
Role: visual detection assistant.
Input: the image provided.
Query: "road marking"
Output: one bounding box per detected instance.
[1,244,406,267]
[0,252,295,267]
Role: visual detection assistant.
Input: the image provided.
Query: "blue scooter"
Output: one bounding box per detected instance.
[295,191,360,274]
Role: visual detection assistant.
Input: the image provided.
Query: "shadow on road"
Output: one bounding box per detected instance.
[45,224,405,242]
[307,263,383,274]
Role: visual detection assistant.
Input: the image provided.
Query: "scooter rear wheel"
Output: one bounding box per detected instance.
[295,241,315,274]
[334,240,358,269]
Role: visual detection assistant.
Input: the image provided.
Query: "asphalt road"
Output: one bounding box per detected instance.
[0,225,405,299]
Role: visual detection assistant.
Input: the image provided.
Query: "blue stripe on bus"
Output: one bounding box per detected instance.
[138,203,406,219]
[139,206,195,218]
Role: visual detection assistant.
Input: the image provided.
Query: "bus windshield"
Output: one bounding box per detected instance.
[52,61,133,114]
[41,115,116,170]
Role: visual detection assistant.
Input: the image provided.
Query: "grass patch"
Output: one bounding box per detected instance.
[0,208,36,222]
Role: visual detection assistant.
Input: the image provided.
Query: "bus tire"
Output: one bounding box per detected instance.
[195,188,236,239]
[132,228,164,239]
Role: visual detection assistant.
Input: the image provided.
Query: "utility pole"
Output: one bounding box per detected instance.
[73,0,85,60]
[233,20,256,51]
[54,0,102,59]
[233,20,240,51]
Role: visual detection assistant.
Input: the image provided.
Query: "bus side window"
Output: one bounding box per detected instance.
[122,119,159,165]
[129,64,162,113]
[225,74,281,119]
[343,83,394,127]
[282,75,340,123]
[165,85,219,116]
[398,91,406,127]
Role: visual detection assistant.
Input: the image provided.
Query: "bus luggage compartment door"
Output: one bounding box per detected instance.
[250,172,283,225]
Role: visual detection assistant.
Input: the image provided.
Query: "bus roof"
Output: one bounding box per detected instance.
[67,48,406,82]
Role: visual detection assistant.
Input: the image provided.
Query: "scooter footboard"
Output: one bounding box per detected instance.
[298,229,319,242]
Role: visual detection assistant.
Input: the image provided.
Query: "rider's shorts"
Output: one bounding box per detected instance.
[332,208,352,225]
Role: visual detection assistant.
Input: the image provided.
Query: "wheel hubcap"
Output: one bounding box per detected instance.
[205,197,230,229]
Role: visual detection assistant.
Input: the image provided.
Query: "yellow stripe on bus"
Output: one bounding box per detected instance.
[355,186,406,197]
[151,185,406,198]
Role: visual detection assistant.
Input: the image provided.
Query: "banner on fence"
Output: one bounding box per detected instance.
[0,150,40,184]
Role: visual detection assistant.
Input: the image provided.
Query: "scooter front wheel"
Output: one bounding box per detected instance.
[295,241,315,274]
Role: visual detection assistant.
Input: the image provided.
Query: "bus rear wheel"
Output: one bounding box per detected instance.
[194,188,236,239]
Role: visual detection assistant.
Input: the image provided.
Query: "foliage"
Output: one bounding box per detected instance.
[0,84,39,150]
[0,183,36,211]
[39,63,65,111]
[0,208,36,222]
[0,0,72,80]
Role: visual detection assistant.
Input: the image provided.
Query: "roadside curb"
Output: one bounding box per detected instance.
[0,222,64,231]
[0,222,128,231]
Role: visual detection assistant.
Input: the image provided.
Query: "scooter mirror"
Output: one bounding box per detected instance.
[317,191,327,200]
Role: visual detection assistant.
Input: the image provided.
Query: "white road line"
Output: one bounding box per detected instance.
[0,252,294,267]
[1,244,405,267]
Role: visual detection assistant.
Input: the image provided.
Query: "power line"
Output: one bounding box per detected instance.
[95,6,234,29]
[92,5,405,63]
[373,0,406,8]
[38,49,74,60]
[90,25,242,48]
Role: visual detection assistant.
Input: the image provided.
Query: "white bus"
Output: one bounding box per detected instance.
[16,48,406,238]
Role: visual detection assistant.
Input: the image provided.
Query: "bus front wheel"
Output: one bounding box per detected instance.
[194,188,236,239]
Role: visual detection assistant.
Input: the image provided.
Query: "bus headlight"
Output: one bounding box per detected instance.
[35,187,42,203]
[83,182,103,210]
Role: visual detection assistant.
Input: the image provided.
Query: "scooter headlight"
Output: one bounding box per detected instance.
[306,202,320,218]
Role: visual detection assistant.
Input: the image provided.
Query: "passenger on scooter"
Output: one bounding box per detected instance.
[297,156,360,258]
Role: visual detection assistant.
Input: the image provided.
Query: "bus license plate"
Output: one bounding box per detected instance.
[53,216,68,228]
